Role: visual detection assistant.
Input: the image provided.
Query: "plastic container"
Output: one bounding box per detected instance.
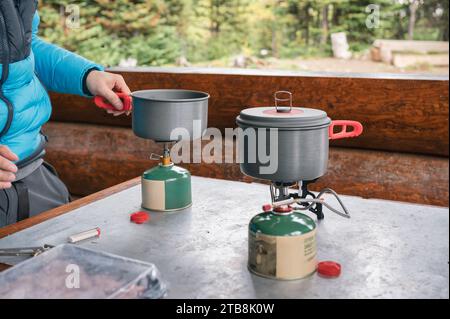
[0,244,167,299]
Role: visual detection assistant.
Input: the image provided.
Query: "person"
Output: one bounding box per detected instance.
[0,1,130,227]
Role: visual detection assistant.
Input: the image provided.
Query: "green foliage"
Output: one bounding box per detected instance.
[38,0,181,66]
[37,0,449,66]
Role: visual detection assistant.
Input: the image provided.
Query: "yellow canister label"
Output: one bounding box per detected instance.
[141,178,165,211]
[248,229,317,280]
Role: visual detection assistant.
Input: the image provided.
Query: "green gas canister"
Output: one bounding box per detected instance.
[248,205,317,280]
[141,152,192,212]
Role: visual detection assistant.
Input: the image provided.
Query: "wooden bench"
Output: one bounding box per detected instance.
[372,39,449,67]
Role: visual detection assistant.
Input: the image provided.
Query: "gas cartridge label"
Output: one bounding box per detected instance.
[142,179,165,211]
[249,229,317,280]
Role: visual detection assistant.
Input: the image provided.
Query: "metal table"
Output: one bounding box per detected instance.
[0,176,448,298]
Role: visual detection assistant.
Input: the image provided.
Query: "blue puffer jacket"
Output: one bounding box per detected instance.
[0,9,103,163]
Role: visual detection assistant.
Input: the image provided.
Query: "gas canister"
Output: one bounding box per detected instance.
[248,206,317,280]
[141,155,192,212]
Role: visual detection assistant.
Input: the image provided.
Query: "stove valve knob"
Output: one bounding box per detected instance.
[262,204,272,212]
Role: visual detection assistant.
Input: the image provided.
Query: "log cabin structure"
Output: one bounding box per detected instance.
[43,68,449,207]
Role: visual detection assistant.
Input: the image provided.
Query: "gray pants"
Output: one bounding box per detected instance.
[0,162,70,227]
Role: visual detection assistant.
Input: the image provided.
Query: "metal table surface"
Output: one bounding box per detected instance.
[0,176,448,299]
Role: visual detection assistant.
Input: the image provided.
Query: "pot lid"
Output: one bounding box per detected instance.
[237,106,330,129]
[236,91,331,129]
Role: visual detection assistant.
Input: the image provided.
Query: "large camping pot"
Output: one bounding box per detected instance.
[236,91,363,182]
[95,89,209,142]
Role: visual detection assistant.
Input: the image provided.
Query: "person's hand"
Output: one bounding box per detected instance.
[0,145,18,189]
[86,70,132,116]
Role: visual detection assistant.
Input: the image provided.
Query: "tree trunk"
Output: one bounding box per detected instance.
[271,24,278,58]
[59,5,69,36]
[441,2,449,41]
[210,1,220,36]
[408,0,419,40]
[320,5,329,45]
[304,4,310,45]
[332,5,341,26]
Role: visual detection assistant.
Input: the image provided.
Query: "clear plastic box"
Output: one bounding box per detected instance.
[0,244,167,299]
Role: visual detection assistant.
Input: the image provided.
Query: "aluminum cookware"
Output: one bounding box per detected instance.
[95,89,209,142]
[236,91,363,182]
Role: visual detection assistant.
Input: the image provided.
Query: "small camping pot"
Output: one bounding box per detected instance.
[95,89,209,142]
[236,91,363,182]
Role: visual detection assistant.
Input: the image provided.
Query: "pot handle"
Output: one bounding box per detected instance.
[274,91,293,113]
[94,92,133,112]
[329,120,363,140]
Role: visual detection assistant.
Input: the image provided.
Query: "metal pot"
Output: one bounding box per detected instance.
[95,89,209,142]
[236,91,363,182]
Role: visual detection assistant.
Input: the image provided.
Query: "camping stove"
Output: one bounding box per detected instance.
[237,91,362,281]
[248,180,350,280]
[141,143,192,212]
[94,89,209,213]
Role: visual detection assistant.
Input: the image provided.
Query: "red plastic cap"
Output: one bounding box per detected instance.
[318,261,342,278]
[262,204,272,212]
[130,211,150,224]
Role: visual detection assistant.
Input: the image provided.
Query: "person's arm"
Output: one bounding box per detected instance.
[31,12,102,97]
[31,12,130,111]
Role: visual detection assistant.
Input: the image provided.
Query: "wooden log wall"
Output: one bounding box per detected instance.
[50,68,449,157]
[42,68,449,206]
[43,122,449,206]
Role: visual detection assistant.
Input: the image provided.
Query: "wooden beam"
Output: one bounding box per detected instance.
[373,40,449,53]
[373,39,449,64]
[42,122,449,207]
[393,53,449,68]
[0,263,11,272]
[49,68,449,156]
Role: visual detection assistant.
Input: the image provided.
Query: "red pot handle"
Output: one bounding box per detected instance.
[329,120,363,140]
[94,92,133,112]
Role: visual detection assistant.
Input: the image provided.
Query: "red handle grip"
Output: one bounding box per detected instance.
[94,92,133,112]
[329,120,363,140]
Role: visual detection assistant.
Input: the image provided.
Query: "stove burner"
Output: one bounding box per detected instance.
[269,180,350,220]
[298,180,324,220]
[270,180,324,220]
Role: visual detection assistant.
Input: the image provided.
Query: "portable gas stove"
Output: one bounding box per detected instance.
[95,89,209,213]
[236,91,363,280]
[247,180,350,280]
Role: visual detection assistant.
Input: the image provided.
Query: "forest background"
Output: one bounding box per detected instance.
[38,0,449,73]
